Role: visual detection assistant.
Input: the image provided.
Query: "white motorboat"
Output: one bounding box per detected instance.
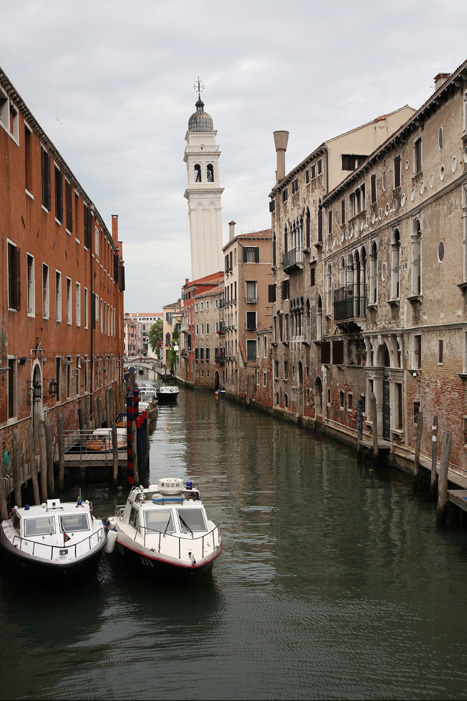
[0,498,106,586]
[156,385,179,404]
[106,478,222,579]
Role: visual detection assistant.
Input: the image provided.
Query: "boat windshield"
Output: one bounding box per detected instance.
[24,516,56,537]
[59,514,89,532]
[145,509,175,534]
[177,508,207,533]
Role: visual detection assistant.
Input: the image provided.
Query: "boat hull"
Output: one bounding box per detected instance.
[0,530,105,587]
[156,391,179,405]
[114,538,221,580]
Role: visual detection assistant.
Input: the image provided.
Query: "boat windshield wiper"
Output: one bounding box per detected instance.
[179,515,193,538]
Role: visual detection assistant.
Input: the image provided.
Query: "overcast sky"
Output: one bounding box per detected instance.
[2,1,467,312]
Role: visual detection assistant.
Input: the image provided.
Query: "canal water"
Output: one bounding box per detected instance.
[1,388,467,700]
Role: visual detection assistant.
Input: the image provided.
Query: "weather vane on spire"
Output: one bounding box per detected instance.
[193,77,205,100]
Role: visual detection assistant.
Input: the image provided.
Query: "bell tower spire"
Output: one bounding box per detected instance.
[184,80,224,280]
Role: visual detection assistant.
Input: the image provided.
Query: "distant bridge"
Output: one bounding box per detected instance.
[124,358,165,381]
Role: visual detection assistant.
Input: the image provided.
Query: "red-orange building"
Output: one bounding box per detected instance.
[0,68,125,474]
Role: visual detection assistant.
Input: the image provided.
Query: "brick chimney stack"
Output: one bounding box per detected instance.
[434,73,450,91]
[229,221,236,241]
[273,131,289,183]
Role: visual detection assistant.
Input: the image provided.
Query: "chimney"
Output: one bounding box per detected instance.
[111,214,118,243]
[185,278,189,286]
[434,73,450,91]
[229,221,236,241]
[273,130,289,183]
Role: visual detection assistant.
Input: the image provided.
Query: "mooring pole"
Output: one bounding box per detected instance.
[437,432,452,525]
[413,411,423,491]
[430,415,439,497]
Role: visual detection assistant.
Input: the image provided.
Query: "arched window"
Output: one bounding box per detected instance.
[317,295,323,341]
[305,209,311,248]
[326,264,333,314]
[412,218,422,295]
[194,164,201,182]
[207,164,214,182]
[391,229,401,299]
[370,241,378,304]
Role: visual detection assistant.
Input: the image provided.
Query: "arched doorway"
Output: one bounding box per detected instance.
[31,362,43,450]
[214,371,220,391]
[375,342,391,441]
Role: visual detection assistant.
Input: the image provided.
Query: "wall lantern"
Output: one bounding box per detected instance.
[19,357,26,366]
[33,382,42,401]
[49,379,58,396]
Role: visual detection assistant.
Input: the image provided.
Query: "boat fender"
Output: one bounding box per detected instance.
[104,528,118,554]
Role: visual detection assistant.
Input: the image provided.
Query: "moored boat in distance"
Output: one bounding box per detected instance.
[106,478,222,579]
[156,385,179,404]
[0,498,106,586]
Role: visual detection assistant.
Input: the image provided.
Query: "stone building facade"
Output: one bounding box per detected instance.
[320,64,467,471]
[269,106,414,424]
[192,284,225,390]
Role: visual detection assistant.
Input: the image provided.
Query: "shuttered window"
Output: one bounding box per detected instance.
[268,284,276,303]
[332,339,344,365]
[7,242,20,310]
[321,341,331,364]
[243,247,259,263]
[41,147,51,211]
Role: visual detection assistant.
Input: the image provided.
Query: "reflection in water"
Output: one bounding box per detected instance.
[1,388,467,700]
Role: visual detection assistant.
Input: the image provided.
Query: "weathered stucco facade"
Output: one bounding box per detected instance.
[268,60,467,476]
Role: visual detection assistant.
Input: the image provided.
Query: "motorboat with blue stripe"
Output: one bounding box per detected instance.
[0,498,106,586]
[105,478,222,578]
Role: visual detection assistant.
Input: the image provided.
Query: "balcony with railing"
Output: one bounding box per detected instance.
[282,247,304,272]
[334,284,367,321]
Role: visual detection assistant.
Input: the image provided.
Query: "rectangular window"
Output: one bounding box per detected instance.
[84,287,88,329]
[243,247,259,263]
[263,371,267,387]
[246,311,257,331]
[246,340,257,361]
[54,165,63,223]
[282,279,289,300]
[317,206,323,243]
[66,278,72,325]
[7,241,20,311]
[321,341,331,364]
[305,169,310,184]
[414,334,421,369]
[328,209,333,234]
[332,340,344,365]
[311,164,316,179]
[27,254,35,316]
[55,270,62,322]
[94,225,99,257]
[56,356,61,401]
[83,204,92,249]
[394,155,401,188]
[370,174,377,204]
[25,125,33,194]
[413,401,420,425]
[246,281,257,302]
[438,339,443,365]
[42,264,49,319]
[282,188,288,203]
[66,356,72,398]
[341,199,345,224]
[348,393,353,411]
[339,390,345,409]
[65,180,73,233]
[206,323,209,334]
[310,266,315,287]
[41,147,51,211]
[76,282,81,327]
[317,159,322,175]
[414,138,422,174]
[206,347,210,361]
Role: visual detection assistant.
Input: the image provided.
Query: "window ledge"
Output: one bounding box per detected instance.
[387,299,400,308]
[407,294,423,304]
[458,373,467,380]
[367,303,378,311]
[457,282,467,292]
[314,242,323,250]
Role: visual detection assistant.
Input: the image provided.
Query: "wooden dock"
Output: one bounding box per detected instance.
[62,450,127,469]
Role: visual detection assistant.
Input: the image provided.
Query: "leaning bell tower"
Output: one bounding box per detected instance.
[184,79,224,280]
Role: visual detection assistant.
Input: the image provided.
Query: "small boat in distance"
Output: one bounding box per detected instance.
[0,498,106,586]
[156,385,179,404]
[106,478,222,579]
[86,427,127,452]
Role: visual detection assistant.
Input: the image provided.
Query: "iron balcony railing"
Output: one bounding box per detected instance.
[334,284,367,321]
[282,247,303,270]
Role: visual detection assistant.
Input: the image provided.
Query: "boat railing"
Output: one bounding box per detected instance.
[11,525,105,561]
[137,523,222,561]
